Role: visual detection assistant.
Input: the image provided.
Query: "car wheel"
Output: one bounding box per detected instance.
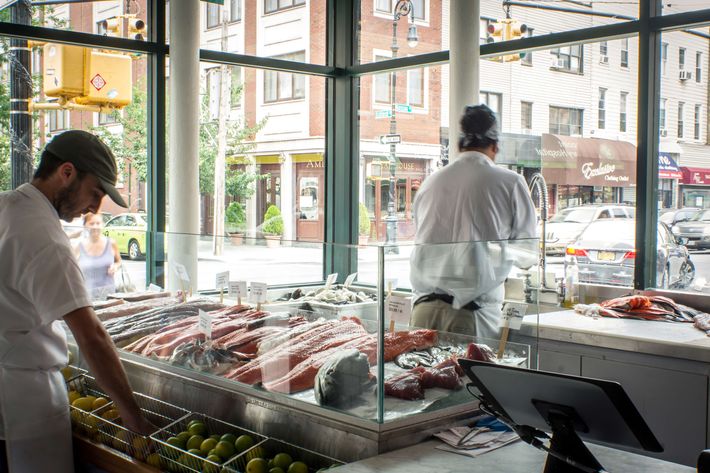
[128,239,142,260]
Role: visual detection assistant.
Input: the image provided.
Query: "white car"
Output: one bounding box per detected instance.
[544,205,635,255]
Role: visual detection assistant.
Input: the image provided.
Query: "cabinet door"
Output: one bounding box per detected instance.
[538,350,581,376]
[582,356,707,466]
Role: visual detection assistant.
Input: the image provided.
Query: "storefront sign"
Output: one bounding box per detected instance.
[681,167,710,185]
[659,153,682,179]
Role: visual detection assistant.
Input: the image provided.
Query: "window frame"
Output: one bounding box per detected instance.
[696,52,702,83]
[598,87,606,130]
[549,105,584,136]
[47,108,69,132]
[620,37,629,68]
[263,51,307,103]
[551,44,583,73]
[229,0,241,23]
[206,2,220,29]
[619,91,628,133]
[521,101,533,131]
[679,47,686,70]
[677,102,684,138]
[406,67,425,109]
[695,104,701,140]
[264,0,305,15]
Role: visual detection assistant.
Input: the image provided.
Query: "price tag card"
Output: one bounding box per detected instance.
[229,281,247,299]
[147,283,163,292]
[198,309,212,339]
[344,272,358,288]
[325,273,338,288]
[386,295,412,325]
[249,282,268,303]
[215,271,230,290]
[173,263,190,285]
[499,302,528,330]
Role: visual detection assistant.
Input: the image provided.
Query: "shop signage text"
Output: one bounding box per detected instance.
[581,162,628,182]
[379,134,401,145]
[305,160,324,168]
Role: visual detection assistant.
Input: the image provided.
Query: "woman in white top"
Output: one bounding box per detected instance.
[75,212,122,299]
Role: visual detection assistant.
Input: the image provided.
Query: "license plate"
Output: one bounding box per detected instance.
[597,251,616,261]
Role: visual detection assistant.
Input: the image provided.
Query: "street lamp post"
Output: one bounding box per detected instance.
[385,0,418,254]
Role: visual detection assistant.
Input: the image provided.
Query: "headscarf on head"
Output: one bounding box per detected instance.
[459,104,499,150]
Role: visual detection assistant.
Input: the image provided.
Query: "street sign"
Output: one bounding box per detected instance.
[379,134,401,145]
[375,110,392,119]
[395,103,412,113]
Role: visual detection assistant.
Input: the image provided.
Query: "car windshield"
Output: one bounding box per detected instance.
[550,208,597,223]
[692,210,710,222]
[581,221,635,242]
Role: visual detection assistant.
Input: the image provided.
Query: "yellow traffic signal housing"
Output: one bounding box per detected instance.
[43,43,85,98]
[486,18,528,62]
[127,16,147,41]
[101,16,124,37]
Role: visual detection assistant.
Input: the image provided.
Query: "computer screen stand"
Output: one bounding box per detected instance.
[543,412,606,473]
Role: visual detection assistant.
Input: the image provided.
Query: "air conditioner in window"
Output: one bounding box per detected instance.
[679,70,692,81]
[660,128,668,137]
[599,55,609,64]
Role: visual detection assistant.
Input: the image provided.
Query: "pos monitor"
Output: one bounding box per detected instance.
[458,359,663,473]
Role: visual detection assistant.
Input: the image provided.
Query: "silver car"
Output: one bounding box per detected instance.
[545,205,635,255]
[564,220,694,289]
[672,209,710,250]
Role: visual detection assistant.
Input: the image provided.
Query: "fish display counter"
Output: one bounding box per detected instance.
[70,237,541,462]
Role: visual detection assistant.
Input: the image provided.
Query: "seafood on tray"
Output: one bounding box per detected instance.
[275,286,376,305]
[385,358,463,401]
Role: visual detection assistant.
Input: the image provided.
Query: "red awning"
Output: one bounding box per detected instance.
[681,167,710,185]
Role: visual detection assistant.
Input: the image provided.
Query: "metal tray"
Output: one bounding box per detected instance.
[223,437,344,473]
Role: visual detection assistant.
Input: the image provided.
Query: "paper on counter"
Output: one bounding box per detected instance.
[434,426,520,457]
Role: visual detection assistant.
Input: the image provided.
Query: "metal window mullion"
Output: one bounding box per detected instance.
[634,0,662,290]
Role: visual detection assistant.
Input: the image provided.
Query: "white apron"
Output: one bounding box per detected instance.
[0,327,73,473]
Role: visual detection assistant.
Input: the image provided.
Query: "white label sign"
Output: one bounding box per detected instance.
[229,281,247,299]
[198,309,212,339]
[499,302,528,330]
[387,295,411,325]
[249,282,268,303]
[344,272,358,288]
[147,283,163,292]
[173,263,190,285]
[215,271,229,290]
[325,273,338,288]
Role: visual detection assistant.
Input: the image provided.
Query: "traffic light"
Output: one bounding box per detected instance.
[486,18,529,62]
[510,20,528,40]
[127,16,147,41]
[101,16,123,37]
[487,22,504,42]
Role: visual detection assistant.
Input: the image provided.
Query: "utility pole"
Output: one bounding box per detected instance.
[10,0,32,189]
[213,10,229,256]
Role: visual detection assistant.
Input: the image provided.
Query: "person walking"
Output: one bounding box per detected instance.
[76,212,122,299]
[0,130,153,473]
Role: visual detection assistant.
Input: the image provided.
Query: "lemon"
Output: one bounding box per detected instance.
[186,434,205,451]
[200,438,219,456]
[287,461,308,473]
[273,453,293,470]
[235,434,255,453]
[101,408,120,421]
[146,453,162,468]
[84,415,99,434]
[85,395,97,404]
[246,458,269,473]
[68,390,81,404]
[220,433,237,445]
[92,397,109,410]
[188,422,208,437]
[188,448,204,457]
[72,397,94,412]
[60,366,73,381]
[214,440,236,460]
[132,436,150,453]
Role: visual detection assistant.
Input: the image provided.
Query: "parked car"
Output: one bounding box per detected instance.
[671,209,710,250]
[660,207,700,228]
[545,205,635,255]
[103,213,147,260]
[564,220,694,289]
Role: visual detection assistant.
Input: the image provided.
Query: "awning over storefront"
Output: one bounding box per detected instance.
[659,152,682,179]
[539,134,636,186]
[681,167,710,185]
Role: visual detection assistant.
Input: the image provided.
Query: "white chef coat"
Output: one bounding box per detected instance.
[410,151,538,310]
[0,183,92,472]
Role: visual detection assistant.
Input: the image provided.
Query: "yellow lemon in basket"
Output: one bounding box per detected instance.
[132,436,150,453]
[60,366,73,381]
[112,431,130,452]
[235,434,255,453]
[200,438,219,456]
[146,453,162,468]
[92,397,109,410]
[101,408,120,421]
[84,415,99,434]
[188,421,208,437]
[186,434,205,451]
[85,395,97,404]
[214,440,236,460]
[71,397,94,412]
[273,453,293,470]
[68,390,81,404]
[287,461,308,473]
[246,458,269,473]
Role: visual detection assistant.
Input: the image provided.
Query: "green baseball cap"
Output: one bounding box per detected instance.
[45,130,127,208]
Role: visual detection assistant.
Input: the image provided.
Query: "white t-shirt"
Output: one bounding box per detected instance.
[0,183,92,370]
[410,151,538,308]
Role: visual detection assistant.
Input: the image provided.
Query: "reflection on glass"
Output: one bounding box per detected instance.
[298,176,319,221]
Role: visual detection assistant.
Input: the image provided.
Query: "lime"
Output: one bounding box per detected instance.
[273,453,293,470]
[176,431,192,445]
[206,454,222,464]
[214,440,236,460]
[269,468,285,473]
[235,434,255,452]
[287,461,308,473]
[166,435,185,449]
[203,458,221,473]
[186,434,205,451]
[188,421,208,437]
[208,448,218,457]
[201,438,219,456]
[188,448,205,458]
[210,434,222,442]
[246,458,269,473]
[220,433,237,445]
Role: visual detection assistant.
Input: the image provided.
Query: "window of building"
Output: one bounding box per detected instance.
[99,110,119,125]
[521,101,533,131]
[264,52,306,103]
[47,109,68,132]
[679,47,686,70]
[521,27,533,65]
[407,68,424,108]
[660,98,667,131]
[696,52,702,83]
[677,102,684,138]
[374,54,392,104]
[551,45,582,73]
[661,42,668,76]
[375,0,425,20]
[480,91,502,130]
[598,88,606,129]
[265,0,305,14]
[230,0,241,22]
[620,92,628,133]
[206,3,220,29]
[230,67,242,108]
[695,104,701,140]
[600,41,608,57]
[620,38,629,67]
[549,106,583,136]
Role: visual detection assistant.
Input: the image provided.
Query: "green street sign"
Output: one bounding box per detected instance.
[375,110,393,119]
[395,103,412,113]
[202,0,224,4]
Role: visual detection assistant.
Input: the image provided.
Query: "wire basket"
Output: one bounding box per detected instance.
[62,364,88,384]
[223,437,344,473]
[67,375,110,436]
[151,413,267,473]
[91,390,191,462]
